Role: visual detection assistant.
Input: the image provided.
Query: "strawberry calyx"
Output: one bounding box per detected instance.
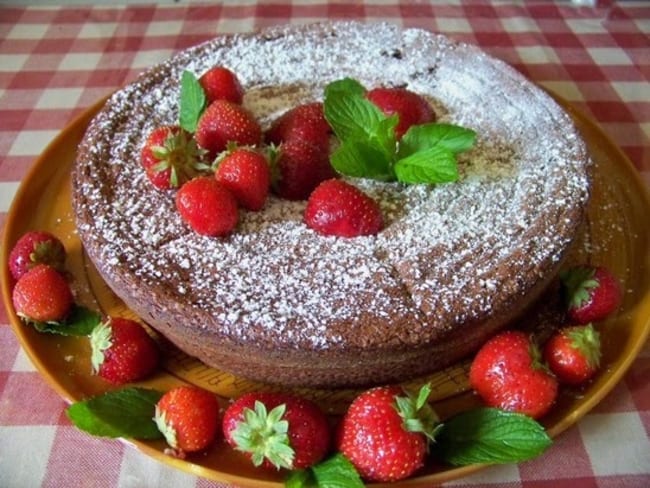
[567,323,601,369]
[528,340,553,376]
[231,400,295,469]
[30,240,65,273]
[561,266,598,309]
[89,320,113,373]
[211,141,257,171]
[394,384,441,444]
[266,143,283,189]
[154,406,181,453]
[150,128,210,187]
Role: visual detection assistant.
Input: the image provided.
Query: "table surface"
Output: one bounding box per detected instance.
[1,1,649,487]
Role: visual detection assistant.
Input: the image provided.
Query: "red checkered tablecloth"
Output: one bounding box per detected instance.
[1,2,648,487]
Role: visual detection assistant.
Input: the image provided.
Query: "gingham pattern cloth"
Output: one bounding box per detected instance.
[0,1,648,487]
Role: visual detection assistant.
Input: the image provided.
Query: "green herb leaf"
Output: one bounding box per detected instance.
[285,469,313,488]
[284,454,364,488]
[179,70,206,133]
[312,454,364,488]
[31,305,102,336]
[324,78,389,142]
[398,123,477,159]
[394,146,459,184]
[330,139,394,181]
[435,408,552,465]
[323,78,476,185]
[323,77,366,100]
[67,387,164,439]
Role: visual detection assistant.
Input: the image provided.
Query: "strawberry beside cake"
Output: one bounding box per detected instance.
[72,21,591,387]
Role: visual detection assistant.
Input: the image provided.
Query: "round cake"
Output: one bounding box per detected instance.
[72,21,591,388]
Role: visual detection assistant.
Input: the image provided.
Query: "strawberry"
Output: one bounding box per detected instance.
[271,139,335,200]
[469,330,558,419]
[544,323,601,385]
[366,87,435,139]
[199,66,244,104]
[214,147,270,211]
[304,179,384,237]
[195,100,262,160]
[336,385,439,482]
[265,102,331,150]
[155,385,220,458]
[12,264,73,323]
[89,317,159,385]
[9,230,66,281]
[140,125,207,189]
[175,176,239,236]
[561,265,622,324]
[222,392,331,470]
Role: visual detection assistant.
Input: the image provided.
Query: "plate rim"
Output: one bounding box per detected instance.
[1,94,650,487]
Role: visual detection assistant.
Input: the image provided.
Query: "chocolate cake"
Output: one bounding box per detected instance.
[72,21,591,387]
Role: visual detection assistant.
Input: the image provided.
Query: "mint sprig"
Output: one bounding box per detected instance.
[67,387,164,439]
[29,305,101,336]
[323,78,476,184]
[179,70,206,133]
[434,407,552,465]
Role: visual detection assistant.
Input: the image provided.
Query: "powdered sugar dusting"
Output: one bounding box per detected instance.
[73,22,591,352]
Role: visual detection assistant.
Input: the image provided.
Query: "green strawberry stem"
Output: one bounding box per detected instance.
[568,323,601,369]
[394,384,442,443]
[561,266,598,308]
[232,400,295,469]
[529,339,553,376]
[90,320,113,373]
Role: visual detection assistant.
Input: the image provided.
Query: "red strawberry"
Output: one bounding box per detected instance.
[90,317,159,385]
[561,265,622,324]
[9,230,66,281]
[336,385,439,482]
[366,87,435,139]
[199,66,244,104]
[214,147,270,211]
[265,102,331,150]
[544,323,601,385]
[272,139,335,200]
[155,386,220,458]
[140,125,207,189]
[304,179,383,237]
[195,100,262,160]
[175,177,239,236]
[469,330,558,419]
[222,392,331,470]
[12,264,73,323]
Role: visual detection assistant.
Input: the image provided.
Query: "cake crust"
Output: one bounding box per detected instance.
[72,21,591,387]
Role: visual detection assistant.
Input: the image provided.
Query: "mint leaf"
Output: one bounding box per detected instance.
[373,115,400,156]
[324,80,389,142]
[285,470,313,488]
[312,453,364,488]
[67,387,164,439]
[330,139,394,181]
[323,77,366,99]
[285,454,363,488]
[31,305,102,336]
[398,123,476,159]
[179,70,206,133]
[435,408,552,465]
[394,146,459,184]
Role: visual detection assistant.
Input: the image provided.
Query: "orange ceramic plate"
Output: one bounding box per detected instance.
[1,95,650,487]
